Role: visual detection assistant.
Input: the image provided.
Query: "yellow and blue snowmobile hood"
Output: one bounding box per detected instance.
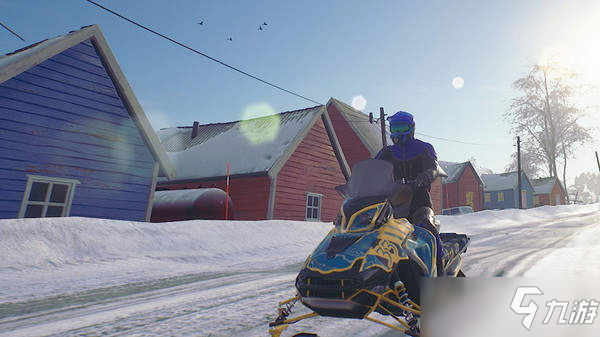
[303,200,437,277]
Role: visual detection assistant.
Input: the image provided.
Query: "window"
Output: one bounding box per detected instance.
[19,175,79,218]
[498,192,504,202]
[305,192,322,221]
[484,193,491,202]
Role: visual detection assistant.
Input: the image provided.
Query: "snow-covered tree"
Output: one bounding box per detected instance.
[468,156,494,175]
[505,63,592,202]
[504,151,541,179]
[571,172,600,204]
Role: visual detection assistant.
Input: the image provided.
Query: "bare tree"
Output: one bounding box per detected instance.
[505,63,592,202]
[505,151,541,179]
[468,156,494,175]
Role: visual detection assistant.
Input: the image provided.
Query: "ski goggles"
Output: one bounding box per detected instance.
[390,123,412,134]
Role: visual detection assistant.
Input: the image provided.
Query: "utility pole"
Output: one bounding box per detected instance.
[596,151,600,174]
[379,107,387,147]
[517,136,523,209]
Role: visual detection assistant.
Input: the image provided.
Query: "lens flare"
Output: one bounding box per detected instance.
[351,95,367,111]
[452,76,464,89]
[240,102,280,145]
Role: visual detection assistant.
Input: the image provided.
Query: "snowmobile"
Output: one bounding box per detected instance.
[268,159,470,337]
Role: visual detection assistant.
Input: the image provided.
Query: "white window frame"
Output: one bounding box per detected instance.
[305,192,322,221]
[18,175,80,218]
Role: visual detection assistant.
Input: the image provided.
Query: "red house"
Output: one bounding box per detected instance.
[326,98,443,214]
[156,105,350,221]
[439,161,485,211]
[532,177,566,207]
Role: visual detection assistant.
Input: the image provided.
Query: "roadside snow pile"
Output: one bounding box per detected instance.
[0,217,331,301]
[0,217,332,272]
[0,203,598,301]
[438,203,599,234]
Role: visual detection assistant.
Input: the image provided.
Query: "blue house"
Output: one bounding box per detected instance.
[0,25,176,221]
[481,172,534,210]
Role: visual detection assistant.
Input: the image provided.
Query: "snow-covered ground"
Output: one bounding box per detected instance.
[0,203,599,336]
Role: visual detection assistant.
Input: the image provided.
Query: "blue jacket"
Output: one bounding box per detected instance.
[374,138,441,218]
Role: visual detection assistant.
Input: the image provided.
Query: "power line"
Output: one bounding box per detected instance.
[84,0,322,105]
[85,1,510,148]
[328,117,509,146]
[0,22,25,41]
[415,132,510,146]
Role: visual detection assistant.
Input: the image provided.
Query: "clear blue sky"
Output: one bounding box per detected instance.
[1,0,598,184]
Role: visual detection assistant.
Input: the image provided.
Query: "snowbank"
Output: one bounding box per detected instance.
[438,203,600,234]
[0,203,598,302]
[0,217,331,301]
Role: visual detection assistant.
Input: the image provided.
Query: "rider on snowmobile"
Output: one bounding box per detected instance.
[375,111,446,275]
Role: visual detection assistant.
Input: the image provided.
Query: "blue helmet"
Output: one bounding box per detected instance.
[387,111,415,143]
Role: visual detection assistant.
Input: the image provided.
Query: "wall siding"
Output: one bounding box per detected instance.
[326,103,373,170]
[159,176,271,220]
[431,178,442,215]
[0,39,155,221]
[483,189,514,210]
[551,182,565,205]
[443,166,484,211]
[273,118,346,222]
[483,174,534,210]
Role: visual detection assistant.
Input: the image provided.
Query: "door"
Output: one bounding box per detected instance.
[555,194,561,205]
[521,190,528,208]
[466,191,474,209]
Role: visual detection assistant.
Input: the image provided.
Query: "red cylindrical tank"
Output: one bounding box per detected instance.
[151,188,234,222]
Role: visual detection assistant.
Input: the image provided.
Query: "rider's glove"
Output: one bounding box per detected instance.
[415,172,430,188]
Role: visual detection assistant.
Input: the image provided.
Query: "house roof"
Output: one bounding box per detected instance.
[482,171,534,192]
[0,25,176,180]
[532,177,566,196]
[326,98,392,156]
[482,172,517,191]
[156,105,350,182]
[439,161,485,185]
[439,161,467,184]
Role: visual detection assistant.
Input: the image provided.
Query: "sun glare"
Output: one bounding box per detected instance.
[452,76,464,89]
[351,95,367,111]
[539,13,600,84]
[240,102,280,145]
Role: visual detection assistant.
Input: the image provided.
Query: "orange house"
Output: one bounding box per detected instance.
[532,177,566,206]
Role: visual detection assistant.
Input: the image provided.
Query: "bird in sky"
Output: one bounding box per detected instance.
[227,37,233,41]
[263,22,268,26]
[258,26,263,31]
[197,21,203,25]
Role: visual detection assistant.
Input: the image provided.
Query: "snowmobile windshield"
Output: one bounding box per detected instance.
[335,159,400,198]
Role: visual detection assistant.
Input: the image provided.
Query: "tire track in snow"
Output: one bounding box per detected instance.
[461,210,600,276]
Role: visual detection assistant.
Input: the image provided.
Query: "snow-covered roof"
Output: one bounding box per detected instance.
[156,106,330,180]
[481,172,519,191]
[439,161,484,185]
[532,177,565,195]
[439,161,467,184]
[0,25,176,179]
[327,98,392,156]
